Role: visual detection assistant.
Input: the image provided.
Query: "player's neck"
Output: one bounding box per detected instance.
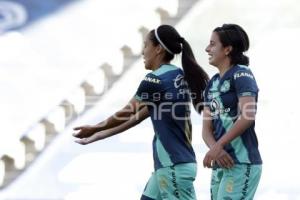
[152,61,170,71]
[217,60,232,78]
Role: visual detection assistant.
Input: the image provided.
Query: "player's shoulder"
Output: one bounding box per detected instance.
[233,65,255,80]
[151,64,181,77]
[143,72,162,84]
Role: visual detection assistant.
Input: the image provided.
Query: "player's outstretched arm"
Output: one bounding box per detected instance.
[73,97,144,139]
[73,106,149,145]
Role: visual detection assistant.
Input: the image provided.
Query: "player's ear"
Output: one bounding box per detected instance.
[156,44,164,55]
[224,45,232,56]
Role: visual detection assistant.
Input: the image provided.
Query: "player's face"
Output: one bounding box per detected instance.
[142,34,158,70]
[205,32,229,67]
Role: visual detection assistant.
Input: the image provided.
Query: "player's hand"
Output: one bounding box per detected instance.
[74,131,105,145]
[215,150,234,169]
[203,143,234,168]
[73,125,98,139]
[203,143,223,168]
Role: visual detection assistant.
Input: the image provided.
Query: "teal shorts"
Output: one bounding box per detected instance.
[210,164,262,200]
[141,163,197,200]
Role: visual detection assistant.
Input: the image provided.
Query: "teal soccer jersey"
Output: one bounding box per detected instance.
[204,65,262,164]
[135,64,196,170]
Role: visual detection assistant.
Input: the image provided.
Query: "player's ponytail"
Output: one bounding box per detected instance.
[180,38,209,114]
[150,25,209,114]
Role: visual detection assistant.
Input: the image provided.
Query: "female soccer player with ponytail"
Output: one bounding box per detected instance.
[73,24,209,200]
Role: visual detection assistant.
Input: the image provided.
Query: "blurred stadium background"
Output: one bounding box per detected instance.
[0,0,299,199]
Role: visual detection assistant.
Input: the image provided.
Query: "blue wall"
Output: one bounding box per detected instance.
[0,0,79,32]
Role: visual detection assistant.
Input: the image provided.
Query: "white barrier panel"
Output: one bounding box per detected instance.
[43,106,65,134]
[82,68,106,96]
[152,0,179,17]
[1,141,26,170]
[64,88,86,116]
[25,123,47,152]
[0,160,4,187]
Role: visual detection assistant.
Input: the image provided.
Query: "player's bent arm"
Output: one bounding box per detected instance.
[202,106,234,168]
[74,107,149,145]
[217,96,256,147]
[202,106,216,148]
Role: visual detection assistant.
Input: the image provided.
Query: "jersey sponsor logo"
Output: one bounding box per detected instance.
[174,74,189,96]
[240,92,254,97]
[173,74,187,88]
[210,98,230,117]
[234,72,254,80]
[171,166,180,198]
[241,165,251,199]
[144,76,161,84]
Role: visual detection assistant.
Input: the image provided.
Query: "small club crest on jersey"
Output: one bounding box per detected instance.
[220,80,230,92]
